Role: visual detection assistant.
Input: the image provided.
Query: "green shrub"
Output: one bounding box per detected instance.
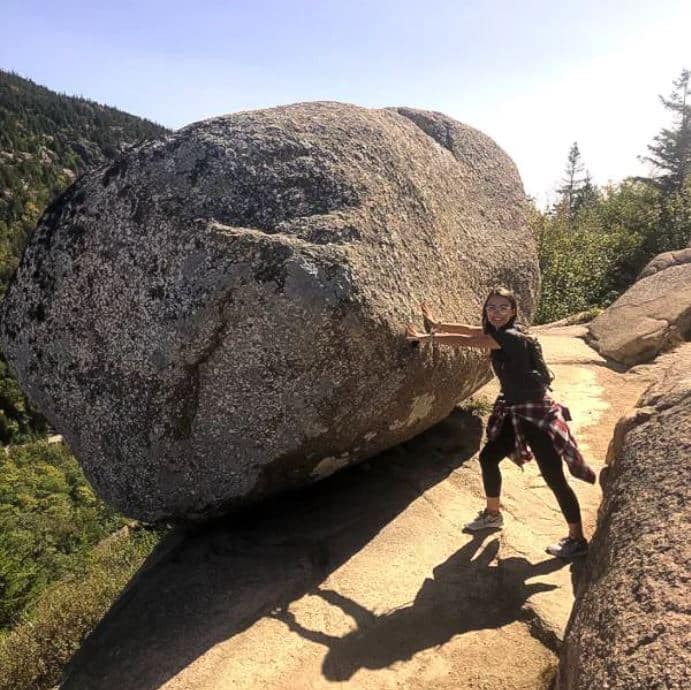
[457,395,493,416]
[0,441,125,627]
[0,526,160,690]
[535,181,691,324]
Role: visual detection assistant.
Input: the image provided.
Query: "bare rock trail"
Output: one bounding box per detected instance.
[61,326,656,690]
[557,342,691,690]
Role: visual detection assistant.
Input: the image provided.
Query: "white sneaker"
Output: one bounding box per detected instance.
[545,537,588,559]
[464,509,504,531]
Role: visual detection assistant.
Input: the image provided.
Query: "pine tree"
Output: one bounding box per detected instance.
[640,69,690,194]
[573,170,600,212]
[555,142,587,217]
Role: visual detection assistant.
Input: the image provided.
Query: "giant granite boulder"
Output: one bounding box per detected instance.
[0,102,538,521]
[557,344,691,689]
[586,250,691,366]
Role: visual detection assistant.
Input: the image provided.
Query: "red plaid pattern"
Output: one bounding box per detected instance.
[487,396,596,484]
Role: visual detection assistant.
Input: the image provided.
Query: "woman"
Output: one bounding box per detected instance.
[405,287,595,559]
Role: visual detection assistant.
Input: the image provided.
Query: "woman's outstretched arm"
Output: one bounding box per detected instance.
[432,332,499,349]
[405,325,499,350]
[421,302,483,336]
[436,323,484,336]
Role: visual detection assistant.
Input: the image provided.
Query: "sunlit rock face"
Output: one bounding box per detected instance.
[0,102,537,521]
[557,345,691,690]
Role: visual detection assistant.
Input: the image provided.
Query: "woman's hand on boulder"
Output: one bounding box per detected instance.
[405,324,426,341]
[421,302,439,331]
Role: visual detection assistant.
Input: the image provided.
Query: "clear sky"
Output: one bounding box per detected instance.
[2,0,689,206]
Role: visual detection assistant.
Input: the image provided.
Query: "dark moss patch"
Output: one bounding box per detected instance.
[101,157,129,187]
[189,157,210,186]
[252,242,292,289]
[65,223,86,244]
[70,189,87,210]
[253,262,288,289]
[35,183,85,256]
[28,303,46,323]
[32,266,55,294]
[168,365,200,441]
[2,322,18,341]
[132,200,146,225]
[304,225,361,245]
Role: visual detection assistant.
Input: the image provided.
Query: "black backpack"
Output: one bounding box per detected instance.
[524,335,555,389]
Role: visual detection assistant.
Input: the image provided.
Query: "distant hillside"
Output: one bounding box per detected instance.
[0,69,170,443]
[0,69,169,297]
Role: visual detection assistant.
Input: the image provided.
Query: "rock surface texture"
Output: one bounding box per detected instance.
[586,252,691,366]
[637,246,691,280]
[557,344,691,690]
[0,102,537,522]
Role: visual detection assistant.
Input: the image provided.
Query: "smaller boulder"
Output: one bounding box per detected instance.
[637,247,691,280]
[586,254,691,366]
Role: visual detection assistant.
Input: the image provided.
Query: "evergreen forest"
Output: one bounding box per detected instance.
[534,70,690,322]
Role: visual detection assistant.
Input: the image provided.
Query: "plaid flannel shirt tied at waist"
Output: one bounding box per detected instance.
[487,397,596,484]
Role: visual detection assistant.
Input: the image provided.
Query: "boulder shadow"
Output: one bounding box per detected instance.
[61,409,483,689]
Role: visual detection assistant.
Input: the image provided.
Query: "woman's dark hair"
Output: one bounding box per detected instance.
[482,286,519,334]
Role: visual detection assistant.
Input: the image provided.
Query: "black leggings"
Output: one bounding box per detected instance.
[479,419,581,524]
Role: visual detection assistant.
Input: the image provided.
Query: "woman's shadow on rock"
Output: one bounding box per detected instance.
[270,532,565,681]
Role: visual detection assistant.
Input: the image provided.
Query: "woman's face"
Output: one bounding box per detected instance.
[485,295,516,329]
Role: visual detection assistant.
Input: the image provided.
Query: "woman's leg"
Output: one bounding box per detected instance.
[479,421,515,513]
[522,422,584,539]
